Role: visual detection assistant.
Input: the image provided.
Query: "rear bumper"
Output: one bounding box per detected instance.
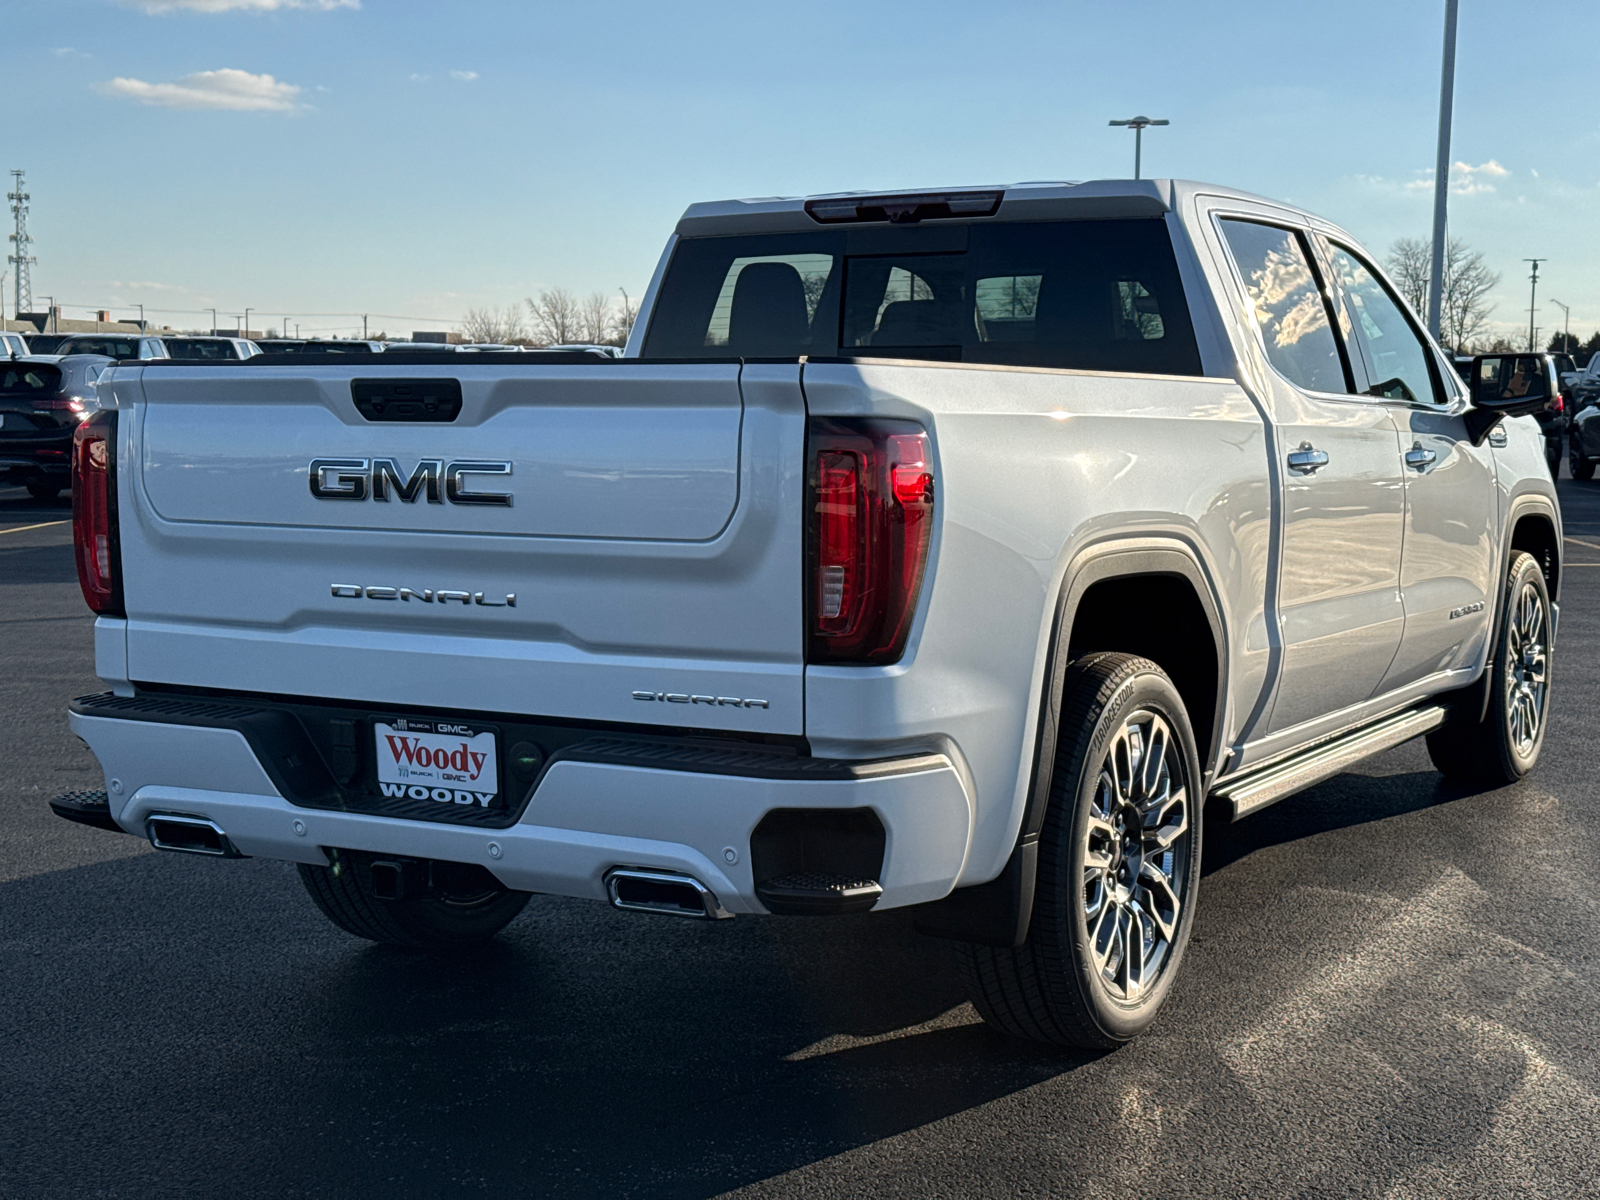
[68,708,974,914]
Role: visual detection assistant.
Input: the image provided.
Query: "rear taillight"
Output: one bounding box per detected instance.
[807,419,934,664]
[33,397,85,413]
[72,412,123,616]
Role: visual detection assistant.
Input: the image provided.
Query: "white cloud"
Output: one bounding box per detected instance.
[449,70,479,82]
[1403,159,1510,196]
[100,68,306,112]
[409,73,430,82]
[53,46,91,58]
[132,0,358,13]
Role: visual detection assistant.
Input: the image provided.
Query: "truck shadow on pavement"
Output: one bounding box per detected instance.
[0,848,1095,1198]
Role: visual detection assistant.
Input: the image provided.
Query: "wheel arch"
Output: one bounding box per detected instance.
[915,539,1228,948]
[1460,494,1562,726]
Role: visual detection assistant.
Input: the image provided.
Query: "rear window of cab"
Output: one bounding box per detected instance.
[643,218,1202,376]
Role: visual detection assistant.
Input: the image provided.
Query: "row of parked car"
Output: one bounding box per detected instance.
[0,330,626,501]
[1451,350,1600,479]
[4,331,625,360]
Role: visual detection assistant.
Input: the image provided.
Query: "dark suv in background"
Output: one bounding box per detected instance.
[0,355,112,500]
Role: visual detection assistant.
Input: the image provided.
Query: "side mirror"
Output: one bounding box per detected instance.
[1465,354,1551,445]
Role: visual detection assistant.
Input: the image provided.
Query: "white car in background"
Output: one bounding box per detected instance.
[163,337,262,360]
[1,331,30,357]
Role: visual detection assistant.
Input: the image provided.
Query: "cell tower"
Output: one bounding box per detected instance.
[8,169,36,318]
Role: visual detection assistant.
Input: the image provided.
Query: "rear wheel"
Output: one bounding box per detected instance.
[1426,551,1552,787]
[298,847,532,951]
[26,482,60,501]
[1570,437,1595,480]
[958,654,1202,1048]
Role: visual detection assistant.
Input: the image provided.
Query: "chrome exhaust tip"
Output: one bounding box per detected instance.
[145,814,244,858]
[604,868,731,920]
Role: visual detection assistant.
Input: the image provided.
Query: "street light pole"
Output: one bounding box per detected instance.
[1551,299,1570,354]
[1524,260,1546,352]
[1427,0,1460,343]
[1109,116,1169,180]
[244,308,252,339]
[210,307,217,336]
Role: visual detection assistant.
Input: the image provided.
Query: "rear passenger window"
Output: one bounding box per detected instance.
[1219,219,1347,395]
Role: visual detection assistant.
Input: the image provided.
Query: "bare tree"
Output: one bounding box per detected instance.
[526,287,581,346]
[1385,237,1432,316]
[1384,236,1500,351]
[579,292,612,344]
[459,304,527,345]
[1441,241,1499,351]
[608,288,640,347]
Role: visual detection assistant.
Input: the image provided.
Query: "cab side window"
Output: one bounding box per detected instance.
[1326,245,1442,406]
[1218,219,1348,395]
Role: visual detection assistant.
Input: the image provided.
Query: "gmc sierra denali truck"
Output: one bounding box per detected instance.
[56,180,1560,1049]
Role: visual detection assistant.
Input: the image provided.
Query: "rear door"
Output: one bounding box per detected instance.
[117,360,808,734]
[1214,217,1407,735]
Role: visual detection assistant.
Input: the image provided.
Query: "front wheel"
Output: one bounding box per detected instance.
[298,848,532,951]
[1426,551,1553,787]
[26,482,61,501]
[959,654,1202,1048]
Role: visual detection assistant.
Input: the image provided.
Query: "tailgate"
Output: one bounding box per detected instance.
[115,361,807,734]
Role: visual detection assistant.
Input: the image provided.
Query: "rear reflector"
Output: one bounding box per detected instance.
[807,419,934,664]
[72,411,123,616]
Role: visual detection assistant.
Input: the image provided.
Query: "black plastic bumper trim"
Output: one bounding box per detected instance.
[69,691,948,830]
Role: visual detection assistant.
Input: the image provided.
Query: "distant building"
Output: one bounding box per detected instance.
[411,330,464,344]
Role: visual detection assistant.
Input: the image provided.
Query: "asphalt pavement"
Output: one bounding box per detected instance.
[3,478,1599,1199]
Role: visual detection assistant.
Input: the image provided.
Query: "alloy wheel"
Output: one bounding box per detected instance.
[1082,710,1192,1002]
[1506,580,1550,755]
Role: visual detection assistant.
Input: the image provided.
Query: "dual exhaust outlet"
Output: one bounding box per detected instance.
[144,814,731,919]
[144,815,731,921]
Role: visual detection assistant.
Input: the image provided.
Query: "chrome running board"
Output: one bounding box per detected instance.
[1212,705,1449,821]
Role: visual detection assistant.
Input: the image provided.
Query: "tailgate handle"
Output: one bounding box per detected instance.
[351,378,463,422]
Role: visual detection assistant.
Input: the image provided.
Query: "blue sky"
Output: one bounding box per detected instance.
[7,0,1599,342]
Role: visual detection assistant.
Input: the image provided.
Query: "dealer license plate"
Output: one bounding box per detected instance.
[373,718,500,810]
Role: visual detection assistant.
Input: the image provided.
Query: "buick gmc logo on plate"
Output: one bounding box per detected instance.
[309,457,513,506]
[375,718,500,808]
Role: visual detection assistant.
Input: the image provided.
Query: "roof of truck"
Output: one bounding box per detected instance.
[674,179,1324,239]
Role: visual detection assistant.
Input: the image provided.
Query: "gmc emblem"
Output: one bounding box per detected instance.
[309,458,513,507]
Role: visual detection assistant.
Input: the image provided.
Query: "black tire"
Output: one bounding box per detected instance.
[1546,441,1562,480]
[1426,551,1553,787]
[26,482,60,500]
[958,654,1203,1048]
[1570,438,1595,480]
[298,848,532,951]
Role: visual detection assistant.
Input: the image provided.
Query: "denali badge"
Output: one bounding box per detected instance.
[309,458,513,506]
[333,584,516,607]
[633,690,769,709]
[1449,601,1485,620]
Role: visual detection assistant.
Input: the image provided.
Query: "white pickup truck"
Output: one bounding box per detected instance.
[58,180,1561,1048]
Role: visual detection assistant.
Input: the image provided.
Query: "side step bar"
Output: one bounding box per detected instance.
[1212,705,1448,821]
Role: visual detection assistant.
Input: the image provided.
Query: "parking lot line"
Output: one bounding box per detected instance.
[0,520,70,536]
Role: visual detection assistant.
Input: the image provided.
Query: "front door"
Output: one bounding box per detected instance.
[1322,241,1497,693]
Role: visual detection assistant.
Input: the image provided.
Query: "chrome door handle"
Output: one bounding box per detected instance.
[1405,443,1437,470]
[1286,442,1330,474]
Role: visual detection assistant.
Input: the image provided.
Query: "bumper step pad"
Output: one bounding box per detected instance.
[49,789,128,835]
[756,872,883,916]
